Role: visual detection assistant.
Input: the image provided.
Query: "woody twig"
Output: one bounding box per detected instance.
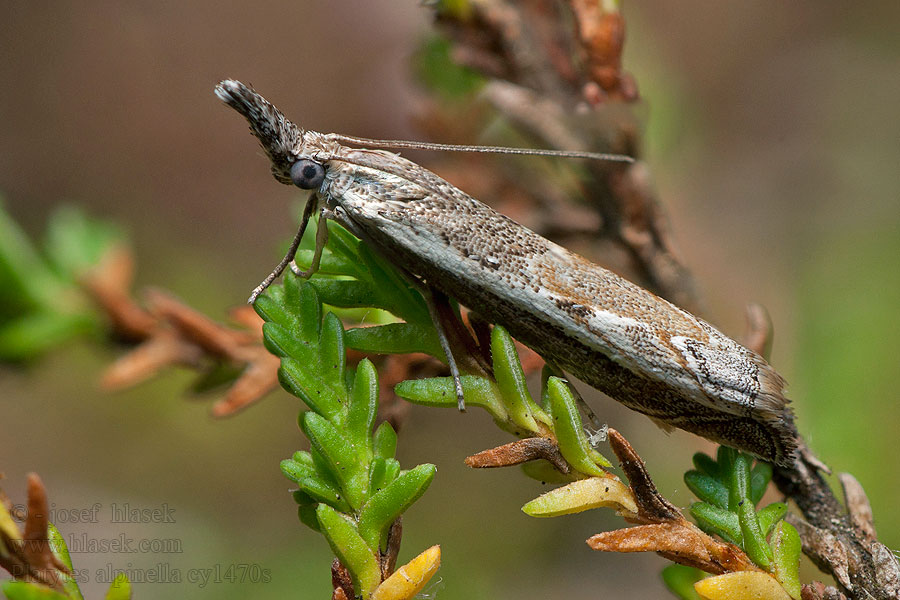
[0,474,69,591]
[81,245,281,417]
[588,430,762,575]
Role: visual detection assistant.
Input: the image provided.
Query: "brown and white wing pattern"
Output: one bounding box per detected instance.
[322,144,797,465]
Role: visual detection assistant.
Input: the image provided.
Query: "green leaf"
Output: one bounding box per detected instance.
[689,502,742,546]
[0,312,94,361]
[737,500,773,569]
[346,358,378,450]
[686,448,787,572]
[357,244,430,325]
[414,36,484,100]
[46,523,74,572]
[285,448,350,514]
[692,452,720,478]
[0,582,69,600]
[281,306,346,416]
[661,564,705,600]
[189,362,243,393]
[48,523,84,600]
[546,377,609,475]
[726,452,751,511]
[318,312,347,394]
[262,321,307,360]
[291,490,325,534]
[757,502,788,537]
[368,457,388,496]
[260,278,356,419]
[319,221,363,267]
[346,323,443,358]
[297,477,351,513]
[316,504,382,598]
[0,199,63,310]
[278,356,344,419]
[104,573,131,600]
[520,460,580,484]
[310,278,381,308]
[252,293,295,332]
[383,459,401,488]
[540,366,552,412]
[43,206,121,281]
[297,503,321,532]
[435,0,474,20]
[280,458,317,483]
[358,464,437,552]
[300,412,368,510]
[292,450,316,468]
[719,452,774,569]
[292,489,315,504]
[287,273,323,342]
[293,248,358,276]
[716,446,737,478]
[770,521,802,600]
[490,325,544,433]
[750,462,773,505]
[310,447,342,491]
[395,375,509,423]
[372,422,398,459]
[684,471,728,510]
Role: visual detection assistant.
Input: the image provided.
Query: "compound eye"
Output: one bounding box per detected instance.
[289,159,326,189]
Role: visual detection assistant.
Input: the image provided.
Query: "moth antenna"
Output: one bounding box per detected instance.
[329,134,634,164]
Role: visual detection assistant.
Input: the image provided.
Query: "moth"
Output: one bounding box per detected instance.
[215,79,798,466]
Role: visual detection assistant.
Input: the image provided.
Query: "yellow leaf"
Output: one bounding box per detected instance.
[0,501,22,542]
[694,572,792,600]
[370,545,441,600]
[0,500,22,560]
[522,476,637,517]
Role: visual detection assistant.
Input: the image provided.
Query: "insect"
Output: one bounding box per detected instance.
[215,79,798,466]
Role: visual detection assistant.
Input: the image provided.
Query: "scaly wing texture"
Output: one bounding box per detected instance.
[323,146,795,463]
[530,249,789,421]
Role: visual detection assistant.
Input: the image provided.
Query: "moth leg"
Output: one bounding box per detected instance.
[424,288,467,412]
[290,207,331,278]
[248,196,318,304]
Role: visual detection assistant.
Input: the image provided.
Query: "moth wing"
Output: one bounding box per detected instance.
[532,260,788,419]
[327,151,790,421]
[571,303,736,406]
[668,328,789,418]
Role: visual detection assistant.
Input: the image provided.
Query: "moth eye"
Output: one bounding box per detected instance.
[289,159,326,189]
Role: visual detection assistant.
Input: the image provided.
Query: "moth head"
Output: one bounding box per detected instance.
[215,79,323,187]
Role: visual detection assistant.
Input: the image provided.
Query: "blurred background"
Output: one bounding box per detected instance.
[1,2,898,598]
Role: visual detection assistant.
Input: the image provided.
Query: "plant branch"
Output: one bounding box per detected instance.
[588,430,762,575]
[774,456,900,599]
[0,474,69,591]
